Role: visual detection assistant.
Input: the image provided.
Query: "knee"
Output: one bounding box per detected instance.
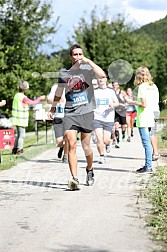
[69,140,77,150]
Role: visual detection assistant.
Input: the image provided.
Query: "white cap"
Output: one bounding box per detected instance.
[19,81,29,90]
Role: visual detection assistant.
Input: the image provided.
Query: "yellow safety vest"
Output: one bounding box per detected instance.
[11,93,29,127]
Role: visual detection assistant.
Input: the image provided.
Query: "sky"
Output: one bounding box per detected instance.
[41,0,167,54]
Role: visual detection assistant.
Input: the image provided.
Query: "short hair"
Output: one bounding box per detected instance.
[18,81,29,91]
[69,44,83,56]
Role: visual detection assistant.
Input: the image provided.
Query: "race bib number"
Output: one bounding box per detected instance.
[69,91,88,106]
[97,98,109,106]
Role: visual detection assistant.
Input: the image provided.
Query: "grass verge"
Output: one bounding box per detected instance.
[0,132,55,170]
[144,124,167,246]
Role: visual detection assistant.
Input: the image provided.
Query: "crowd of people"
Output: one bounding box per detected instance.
[0,43,161,190]
[47,44,160,190]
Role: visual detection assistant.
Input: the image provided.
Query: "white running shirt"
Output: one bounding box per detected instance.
[94,87,118,122]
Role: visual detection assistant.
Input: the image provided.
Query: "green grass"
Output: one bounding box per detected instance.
[160,108,167,117]
[0,133,55,170]
[146,166,167,243]
[144,124,167,246]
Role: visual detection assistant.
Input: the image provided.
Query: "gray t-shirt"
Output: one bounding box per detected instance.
[58,65,96,116]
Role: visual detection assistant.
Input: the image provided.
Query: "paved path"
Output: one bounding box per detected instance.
[0,128,163,252]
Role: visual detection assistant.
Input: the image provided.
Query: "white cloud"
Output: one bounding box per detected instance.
[41,0,167,52]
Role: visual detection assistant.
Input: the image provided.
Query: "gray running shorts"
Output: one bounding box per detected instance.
[93,119,114,133]
[53,118,64,138]
[63,112,94,133]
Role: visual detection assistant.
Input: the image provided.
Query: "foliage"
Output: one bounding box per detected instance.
[134,15,167,44]
[0,133,54,170]
[68,8,158,90]
[144,125,167,245]
[154,44,167,109]
[146,165,167,243]
[0,0,63,117]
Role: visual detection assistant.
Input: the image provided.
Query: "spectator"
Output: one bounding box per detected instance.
[11,81,45,155]
[127,66,155,173]
[150,84,160,161]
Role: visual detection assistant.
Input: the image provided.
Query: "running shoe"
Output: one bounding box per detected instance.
[127,137,131,142]
[98,156,106,164]
[136,166,153,174]
[131,130,134,137]
[86,168,94,186]
[62,155,68,163]
[115,144,120,148]
[68,177,80,190]
[122,134,125,140]
[58,147,63,159]
[105,144,110,153]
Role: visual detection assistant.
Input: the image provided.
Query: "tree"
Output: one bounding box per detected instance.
[154,43,167,109]
[68,7,157,88]
[0,0,62,114]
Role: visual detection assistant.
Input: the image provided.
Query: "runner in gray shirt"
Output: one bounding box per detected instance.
[48,44,105,190]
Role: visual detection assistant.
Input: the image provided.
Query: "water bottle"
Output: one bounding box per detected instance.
[56,102,65,118]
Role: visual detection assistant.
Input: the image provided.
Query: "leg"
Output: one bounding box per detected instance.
[53,119,64,158]
[130,111,136,137]
[120,115,126,140]
[126,115,131,139]
[151,135,158,154]
[103,130,111,146]
[150,121,160,160]
[94,128,104,156]
[65,130,78,177]
[56,136,64,147]
[81,131,94,186]
[94,128,106,163]
[13,126,19,153]
[81,132,93,171]
[17,126,25,152]
[62,136,69,163]
[138,127,152,169]
[115,121,120,144]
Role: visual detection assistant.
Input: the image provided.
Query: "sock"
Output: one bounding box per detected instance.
[115,130,119,143]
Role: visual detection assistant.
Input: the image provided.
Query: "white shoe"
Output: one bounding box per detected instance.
[68,177,80,190]
[98,156,106,164]
[86,169,94,186]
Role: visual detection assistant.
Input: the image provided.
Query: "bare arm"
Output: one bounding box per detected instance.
[127,97,146,108]
[23,96,45,105]
[109,101,120,108]
[48,86,64,118]
[81,56,106,79]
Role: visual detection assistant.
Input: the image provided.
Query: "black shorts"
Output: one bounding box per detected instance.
[63,112,94,133]
[115,111,126,125]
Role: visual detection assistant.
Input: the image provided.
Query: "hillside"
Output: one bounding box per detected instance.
[134,15,167,43]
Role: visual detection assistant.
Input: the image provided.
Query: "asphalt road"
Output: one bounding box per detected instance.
[0,128,163,252]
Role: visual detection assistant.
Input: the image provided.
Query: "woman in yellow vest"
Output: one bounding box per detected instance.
[11,81,45,155]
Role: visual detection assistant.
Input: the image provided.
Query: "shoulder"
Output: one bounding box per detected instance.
[121,89,127,95]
